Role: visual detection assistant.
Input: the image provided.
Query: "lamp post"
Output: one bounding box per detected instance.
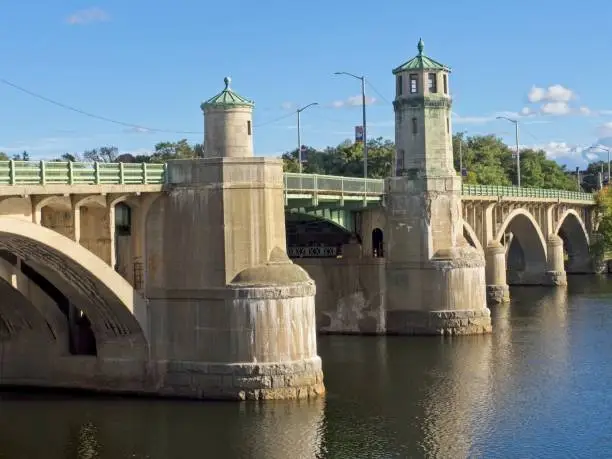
[497,116,521,187]
[296,102,318,173]
[334,71,368,179]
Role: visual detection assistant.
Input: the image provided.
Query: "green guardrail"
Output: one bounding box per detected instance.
[284,172,384,195]
[0,161,166,185]
[0,163,597,203]
[461,184,594,202]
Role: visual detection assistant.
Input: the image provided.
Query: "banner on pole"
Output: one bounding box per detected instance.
[355,126,364,143]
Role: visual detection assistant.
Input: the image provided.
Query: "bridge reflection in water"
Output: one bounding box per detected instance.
[0,279,608,457]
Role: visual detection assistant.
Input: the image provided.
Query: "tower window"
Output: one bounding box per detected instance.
[428,73,437,93]
[397,149,405,175]
[397,75,403,96]
[409,74,418,94]
[247,120,252,135]
[412,118,418,134]
[443,74,448,94]
[446,117,450,133]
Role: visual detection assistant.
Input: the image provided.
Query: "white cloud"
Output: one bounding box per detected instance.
[597,122,612,137]
[331,95,377,108]
[66,7,110,25]
[541,101,571,116]
[537,141,580,159]
[280,102,294,110]
[124,126,151,134]
[579,106,591,116]
[528,84,574,103]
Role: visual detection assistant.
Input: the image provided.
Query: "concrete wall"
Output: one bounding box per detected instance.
[296,257,386,334]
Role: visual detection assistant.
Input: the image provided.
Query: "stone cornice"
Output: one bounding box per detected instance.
[393,96,452,110]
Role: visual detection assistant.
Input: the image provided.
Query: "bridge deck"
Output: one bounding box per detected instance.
[0,161,595,205]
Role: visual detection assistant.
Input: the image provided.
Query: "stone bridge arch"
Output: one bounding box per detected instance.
[285,211,354,258]
[555,209,592,273]
[463,221,484,253]
[495,209,548,285]
[0,217,148,361]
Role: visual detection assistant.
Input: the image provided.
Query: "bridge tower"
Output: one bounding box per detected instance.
[201,76,254,158]
[144,77,324,400]
[385,39,492,335]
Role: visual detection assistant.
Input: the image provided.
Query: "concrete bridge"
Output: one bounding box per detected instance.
[0,41,598,400]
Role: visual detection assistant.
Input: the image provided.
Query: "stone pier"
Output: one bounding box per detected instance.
[143,78,324,400]
[385,39,491,335]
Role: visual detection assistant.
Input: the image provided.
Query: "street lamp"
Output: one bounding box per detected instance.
[588,145,612,186]
[496,116,521,187]
[334,71,368,179]
[296,102,318,173]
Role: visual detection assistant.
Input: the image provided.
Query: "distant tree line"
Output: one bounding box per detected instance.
[0,134,606,192]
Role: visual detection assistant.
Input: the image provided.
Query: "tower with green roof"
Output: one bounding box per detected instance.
[200,77,255,158]
[392,38,453,176]
[384,39,491,336]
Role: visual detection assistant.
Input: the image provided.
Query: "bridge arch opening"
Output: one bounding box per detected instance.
[463,221,483,253]
[496,210,547,285]
[556,210,591,273]
[372,228,384,257]
[0,218,147,369]
[285,213,353,258]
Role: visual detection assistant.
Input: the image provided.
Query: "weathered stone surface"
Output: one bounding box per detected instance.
[386,309,492,335]
[486,285,510,304]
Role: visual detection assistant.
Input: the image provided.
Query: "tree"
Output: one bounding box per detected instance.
[149,139,197,163]
[12,151,30,161]
[0,152,8,161]
[83,146,118,163]
[592,186,612,265]
[58,153,83,162]
[281,137,393,178]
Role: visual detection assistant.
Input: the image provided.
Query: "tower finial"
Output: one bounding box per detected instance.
[417,38,424,55]
[224,76,231,90]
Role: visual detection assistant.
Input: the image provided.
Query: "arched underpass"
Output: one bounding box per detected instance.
[285,213,354,259]
[498,211,548,285]
[556,211,592,274]
[0,218,149,393]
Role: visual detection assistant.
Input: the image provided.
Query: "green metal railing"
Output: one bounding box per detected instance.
[0,162,596,203]
[283,172,384,195]
[0,160,166,185]
[461,184,594,202]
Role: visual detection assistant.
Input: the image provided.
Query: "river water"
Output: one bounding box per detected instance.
[1,276,612,458]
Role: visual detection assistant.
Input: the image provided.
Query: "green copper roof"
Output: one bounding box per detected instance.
[201,77,254,109]
[392,38,451,74]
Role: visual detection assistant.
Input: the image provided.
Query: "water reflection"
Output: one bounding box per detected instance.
[0,394,325,459]
[1,277,612,458]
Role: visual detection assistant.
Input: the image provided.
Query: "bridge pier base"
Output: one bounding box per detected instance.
[544,234,567,286]
[145,158,324,400]
[385,176,492,336]
[485,242,510,304]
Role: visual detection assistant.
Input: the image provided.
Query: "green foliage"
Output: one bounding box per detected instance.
[592,187,612,259]
[452,134,576,190]
[281,137,394,178]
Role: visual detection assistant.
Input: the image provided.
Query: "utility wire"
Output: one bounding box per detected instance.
[0,78,294,133]
[366,80,391,105]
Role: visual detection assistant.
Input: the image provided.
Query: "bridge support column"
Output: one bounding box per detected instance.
[145,158,324,400]
[385,176,491,335]
[544,234,567,286]
[485,241,510,304]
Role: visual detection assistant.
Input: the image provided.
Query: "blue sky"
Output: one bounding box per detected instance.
[1,0,612,168]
